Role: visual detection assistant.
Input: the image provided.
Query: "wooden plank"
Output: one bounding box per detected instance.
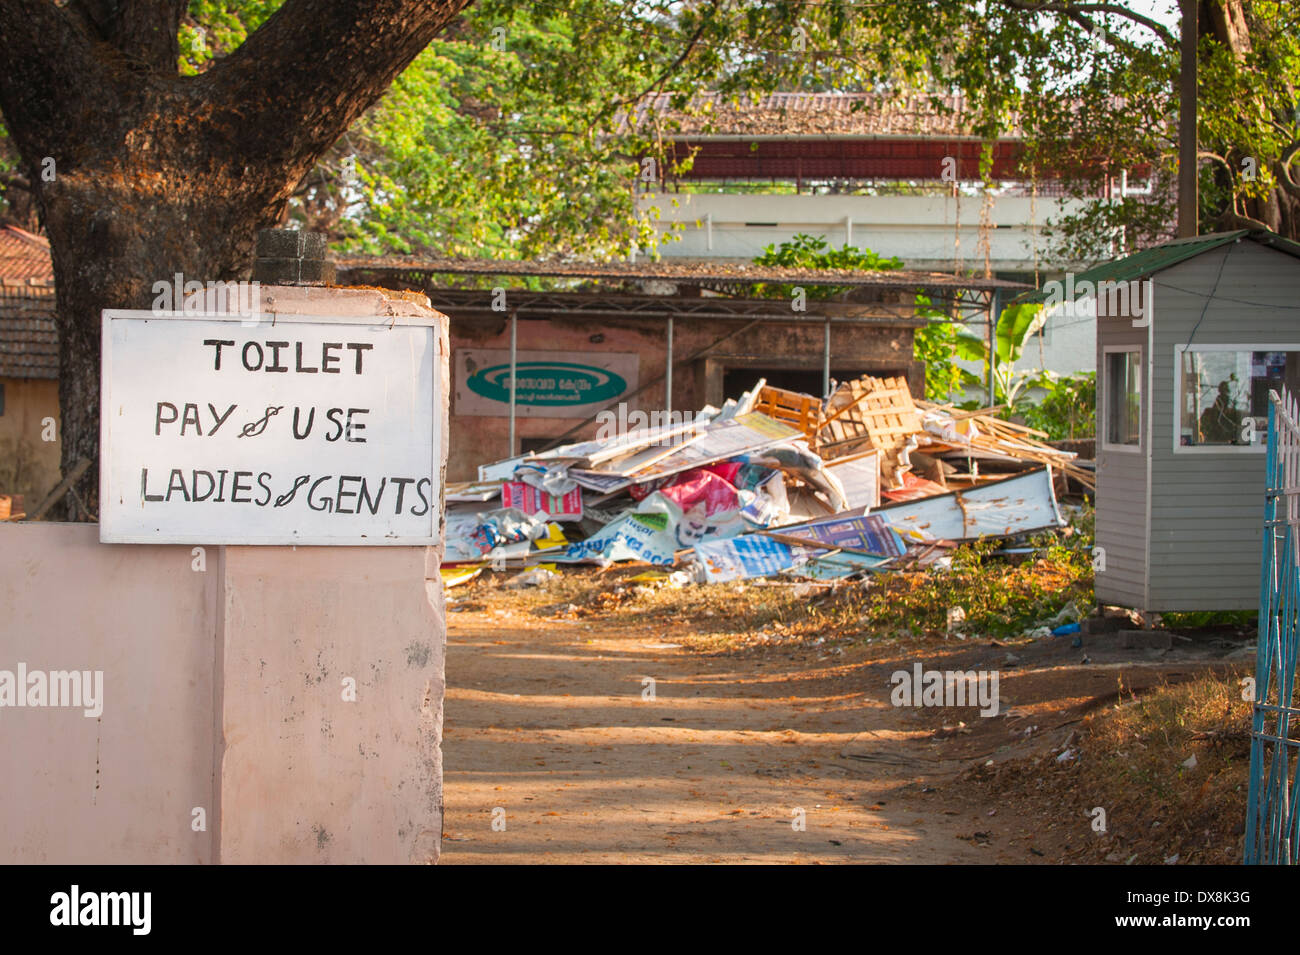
[30,458,92,521]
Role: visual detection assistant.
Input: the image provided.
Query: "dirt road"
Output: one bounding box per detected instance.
[440,607,1018,864]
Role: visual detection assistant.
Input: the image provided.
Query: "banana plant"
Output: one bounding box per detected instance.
[954,302,1051,410]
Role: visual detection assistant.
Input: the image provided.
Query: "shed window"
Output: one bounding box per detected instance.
[1177,348,1300,448]
[1104,350,1142,446]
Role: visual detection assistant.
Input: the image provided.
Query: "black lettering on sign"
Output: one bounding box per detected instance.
[335,475,362,514]
[265,342,290,373]
[345,408,369,443]
[204,339,235,370]
[295,342,318,373]
[192,470,215,502]
[241,342,264,371]
[155,402,178,436]
[322,343,342,374]
[203,340,374,374]
[346,343,373,374]
[230,471,253,504]
[208,403,236,434]
[140,468,164,502]
[412,478,431,517]
[357,477,386,515]
[308,476,333,512]
[325,408,344,442]
[390,477,414,514]
[292,407,315,440]
[167,469,189,501]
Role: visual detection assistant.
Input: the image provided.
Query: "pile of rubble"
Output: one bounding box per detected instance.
[442,376,1092,587]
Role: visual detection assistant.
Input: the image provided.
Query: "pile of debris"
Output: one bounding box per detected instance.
[442,376,1092,588]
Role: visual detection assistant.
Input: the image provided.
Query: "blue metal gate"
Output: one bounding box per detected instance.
[1247,389,1300,863]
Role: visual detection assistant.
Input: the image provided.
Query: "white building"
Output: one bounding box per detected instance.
[633,92,1102,386]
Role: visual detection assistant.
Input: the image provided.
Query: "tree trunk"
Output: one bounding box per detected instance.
[0,0,469,518]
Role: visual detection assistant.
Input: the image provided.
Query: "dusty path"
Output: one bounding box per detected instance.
[439,608,1015,864]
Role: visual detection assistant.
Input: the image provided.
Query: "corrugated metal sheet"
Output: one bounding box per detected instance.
[1019,230,1300,305]
[874,467,1064,540]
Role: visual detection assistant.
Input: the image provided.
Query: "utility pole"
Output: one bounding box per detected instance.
[1177,0,1198,238]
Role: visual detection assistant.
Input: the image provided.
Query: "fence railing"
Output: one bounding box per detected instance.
[1246,388,1300,863]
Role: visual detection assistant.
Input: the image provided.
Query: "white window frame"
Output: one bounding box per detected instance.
[1101,344,1144,454]
[1172,343,1298,455]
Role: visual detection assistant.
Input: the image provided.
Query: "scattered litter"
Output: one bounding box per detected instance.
[503,566,558,589]
[445,375,1092,591]
[440,564,485,588]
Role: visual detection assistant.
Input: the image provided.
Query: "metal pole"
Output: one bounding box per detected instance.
[665,315,674,416]
[823,319,831,397]
[987,290,1000,405]
[508,309,517,457]
[1177,0,1198,238]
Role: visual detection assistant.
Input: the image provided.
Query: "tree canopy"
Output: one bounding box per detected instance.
[4,1,1298,266]
[1,0,1298,512]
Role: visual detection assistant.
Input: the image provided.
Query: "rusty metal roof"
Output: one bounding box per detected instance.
[631,91,1020,140]
[337,256,1028,293]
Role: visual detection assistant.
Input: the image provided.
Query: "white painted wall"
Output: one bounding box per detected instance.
[639,191,1097,381]
[639,192,1080,273]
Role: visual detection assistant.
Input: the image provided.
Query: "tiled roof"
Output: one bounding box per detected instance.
[0,225,54,284]
[0,226,58,378]
[632,91,1020,139]
[0,284,58,379]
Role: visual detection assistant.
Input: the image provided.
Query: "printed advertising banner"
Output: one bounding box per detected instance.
[455,349,639,418]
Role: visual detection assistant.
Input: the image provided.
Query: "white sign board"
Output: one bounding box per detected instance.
[100,310,441,545]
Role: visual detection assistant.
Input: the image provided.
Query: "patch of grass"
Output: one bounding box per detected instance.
[975,669,1253,864]
[852,533,1093,641]
[1162,610,1258,629]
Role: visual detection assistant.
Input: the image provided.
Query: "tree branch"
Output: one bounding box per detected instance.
[599,1,720,130]
[65,0,188,70]
[1000,1,1177,48]
[1276,140,1300,201]
[199,0,472,187]
[0,1,104,161]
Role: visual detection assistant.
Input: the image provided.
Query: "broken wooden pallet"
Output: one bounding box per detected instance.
[818,375,921,487]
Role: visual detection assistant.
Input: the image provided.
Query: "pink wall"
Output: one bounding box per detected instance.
[0,522,219,863]
[217,544,445,863]
[0,524,446,864]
